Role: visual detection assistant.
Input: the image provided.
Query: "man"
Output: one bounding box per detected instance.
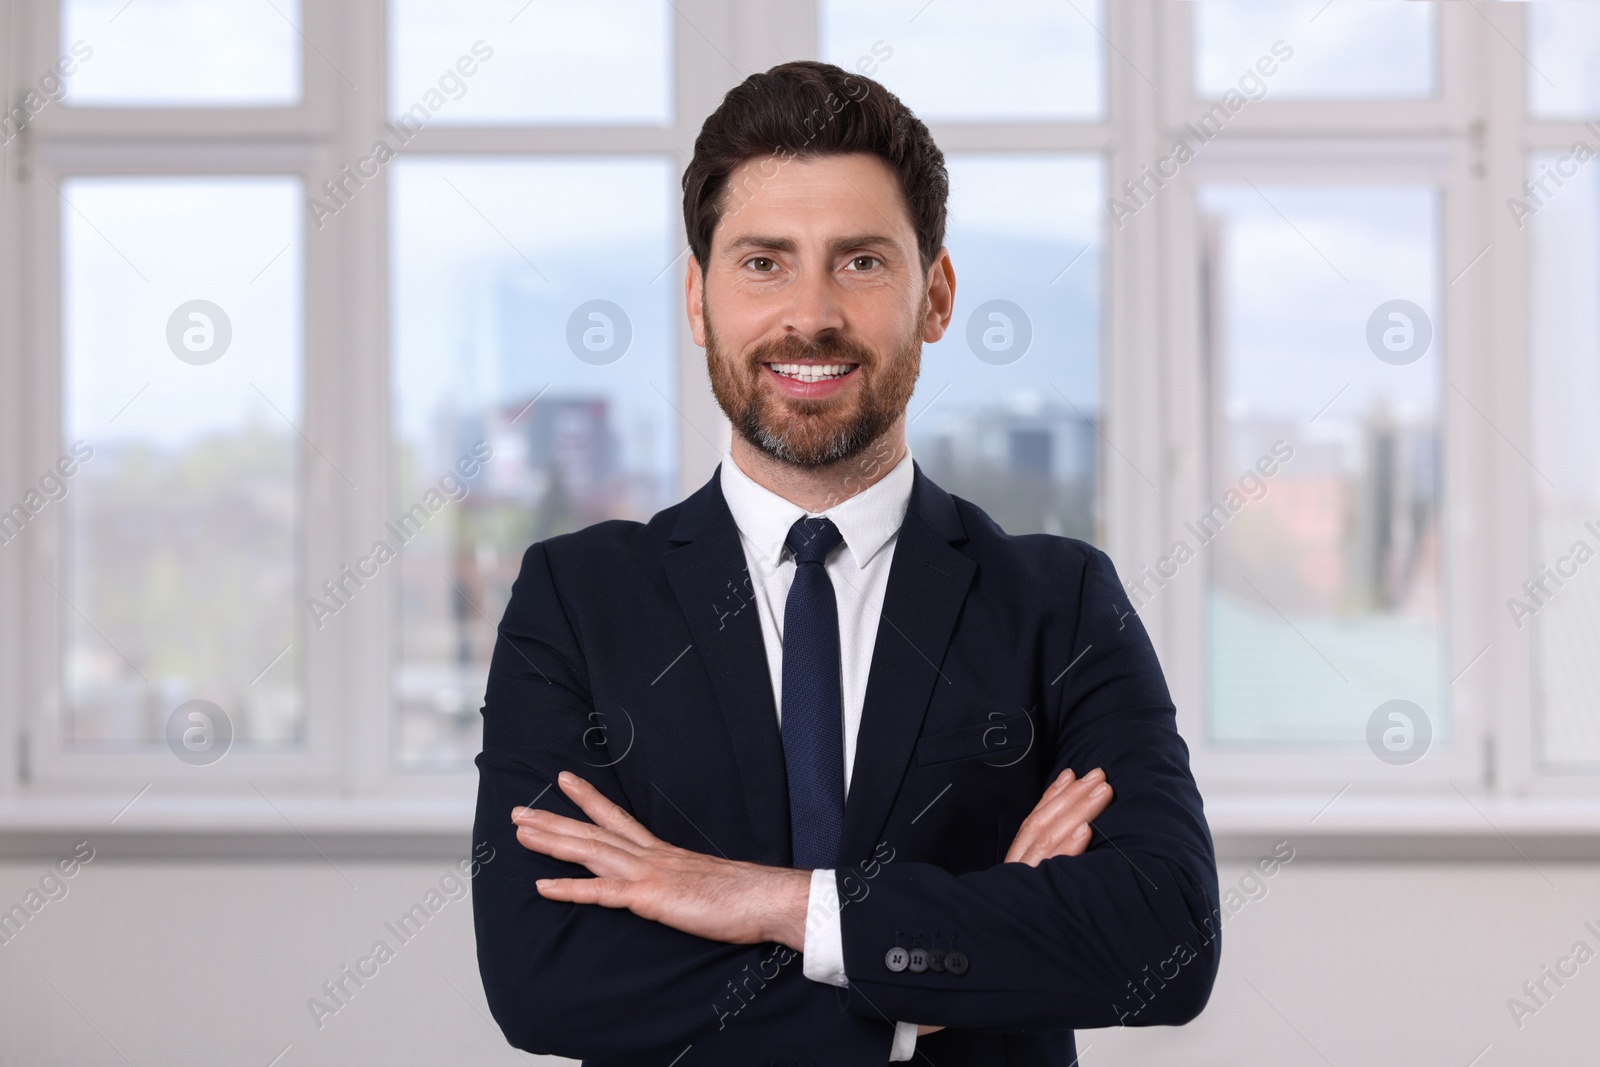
[472,60,1219,1065]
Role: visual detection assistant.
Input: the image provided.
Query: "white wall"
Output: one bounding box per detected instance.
[2,859,1597,1066]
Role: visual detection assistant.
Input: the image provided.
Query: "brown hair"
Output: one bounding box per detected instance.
[681,60,948,276]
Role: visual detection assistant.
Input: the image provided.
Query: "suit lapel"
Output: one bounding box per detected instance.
[660,460,976,871]
[838,463,975,866]
[661,466,793,866]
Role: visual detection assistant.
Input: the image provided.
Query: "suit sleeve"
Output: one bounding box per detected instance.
[804,868,919,1060]
[472,541,901,1064]
[834,545,1221,1031]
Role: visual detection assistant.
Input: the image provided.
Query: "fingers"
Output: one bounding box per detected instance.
[1002,769,1077,863]
[1004,767,1104,861]
[534,875,631,908]
[508,771,658,856]
[1034,768,1108,825]
[1032,777,1113,857]
[514,815,642,876]
[511,806,642,855]
[1034,769,1112,833]
[552,771,661,848]
[1019,821,1093,866]
[1016,777,1113,866]
[1003,768,1113,865]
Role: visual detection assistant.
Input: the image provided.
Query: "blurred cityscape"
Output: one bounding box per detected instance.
[911,399,1098,541]
[392,390,665,768]
[64,420,301,748]
[391,387,1102,768]
[1213,410,1441,624]
[390,200,1104,767]
[1198,195,1445,745]
[1204,409,1444,745]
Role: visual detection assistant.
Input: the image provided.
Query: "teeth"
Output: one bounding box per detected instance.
[768,362,854,382]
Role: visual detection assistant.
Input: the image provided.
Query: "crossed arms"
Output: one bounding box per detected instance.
[471,541,1220,1061]
[512,764,1115,1040]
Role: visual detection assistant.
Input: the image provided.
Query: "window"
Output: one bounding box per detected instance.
[387,0,670,126]
[905,155,1104,543]
[62,0,303,107]
[1524,2,1600,119]
[1193,0,1436,100]
[377,0,682,770]
[3,1,1597,832]
[1527,155,1600,771]
[62,177,305,751]
[1525,8,1600,773]
[1196,184,1443,747]
[820,0,1104,121]
[389,157,676,768]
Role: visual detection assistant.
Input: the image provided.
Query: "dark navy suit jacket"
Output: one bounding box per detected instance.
[472,461,1220,1066]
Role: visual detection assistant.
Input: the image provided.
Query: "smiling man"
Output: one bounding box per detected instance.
[472,61,1219,1066]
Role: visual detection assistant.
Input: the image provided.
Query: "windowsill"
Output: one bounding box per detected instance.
[0,794,477,861]
[3,793,1600,861]
[1204,794,1600,862]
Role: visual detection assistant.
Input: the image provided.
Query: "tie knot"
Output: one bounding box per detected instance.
[786,515,843,566]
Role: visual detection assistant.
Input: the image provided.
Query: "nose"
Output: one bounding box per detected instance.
[780,257,845,344]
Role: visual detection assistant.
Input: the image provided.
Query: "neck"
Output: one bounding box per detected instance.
[728,420,907,514]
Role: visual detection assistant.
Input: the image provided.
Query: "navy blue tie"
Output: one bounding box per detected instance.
[781,515,847,870]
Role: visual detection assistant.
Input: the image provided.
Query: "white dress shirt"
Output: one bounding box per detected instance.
[718,445,920,1062]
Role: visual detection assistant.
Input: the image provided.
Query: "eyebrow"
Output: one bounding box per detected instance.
[721,233,898,256]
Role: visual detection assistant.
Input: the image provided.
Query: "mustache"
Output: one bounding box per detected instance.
[748,335,873,368]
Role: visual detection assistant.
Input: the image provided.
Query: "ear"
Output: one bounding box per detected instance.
[921,247,956,344]
[686,255,707,348]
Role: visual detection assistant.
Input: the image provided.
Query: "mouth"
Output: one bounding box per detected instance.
[763,361,860,384]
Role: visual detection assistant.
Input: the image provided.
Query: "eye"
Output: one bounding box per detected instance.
[745,256,777,272]
[844,255,882,272]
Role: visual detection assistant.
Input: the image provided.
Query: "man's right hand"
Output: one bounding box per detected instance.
[914,767,1113,1038]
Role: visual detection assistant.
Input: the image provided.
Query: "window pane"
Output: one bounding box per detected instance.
[63,0,302,107]
[820,0,1103,121]
[60,177,303,748]
[1528,153,1600,769]
[1527,2,1600,119]
[388,0,670,126]
[391,158,676,769]
[907,155,1102,542]
[1196,185,1444,746]
[1194,1,1436,100]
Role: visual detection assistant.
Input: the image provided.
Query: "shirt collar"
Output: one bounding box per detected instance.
[718,444,915,571]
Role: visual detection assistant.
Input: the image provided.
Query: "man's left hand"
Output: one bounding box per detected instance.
[513,771,811,952]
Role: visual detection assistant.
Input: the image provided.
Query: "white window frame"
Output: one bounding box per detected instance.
[3,0,352,798]
[2,1,1597,854]
[1480,2,1600,799]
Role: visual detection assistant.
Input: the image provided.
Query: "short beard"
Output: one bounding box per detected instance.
[704,299,924,470]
